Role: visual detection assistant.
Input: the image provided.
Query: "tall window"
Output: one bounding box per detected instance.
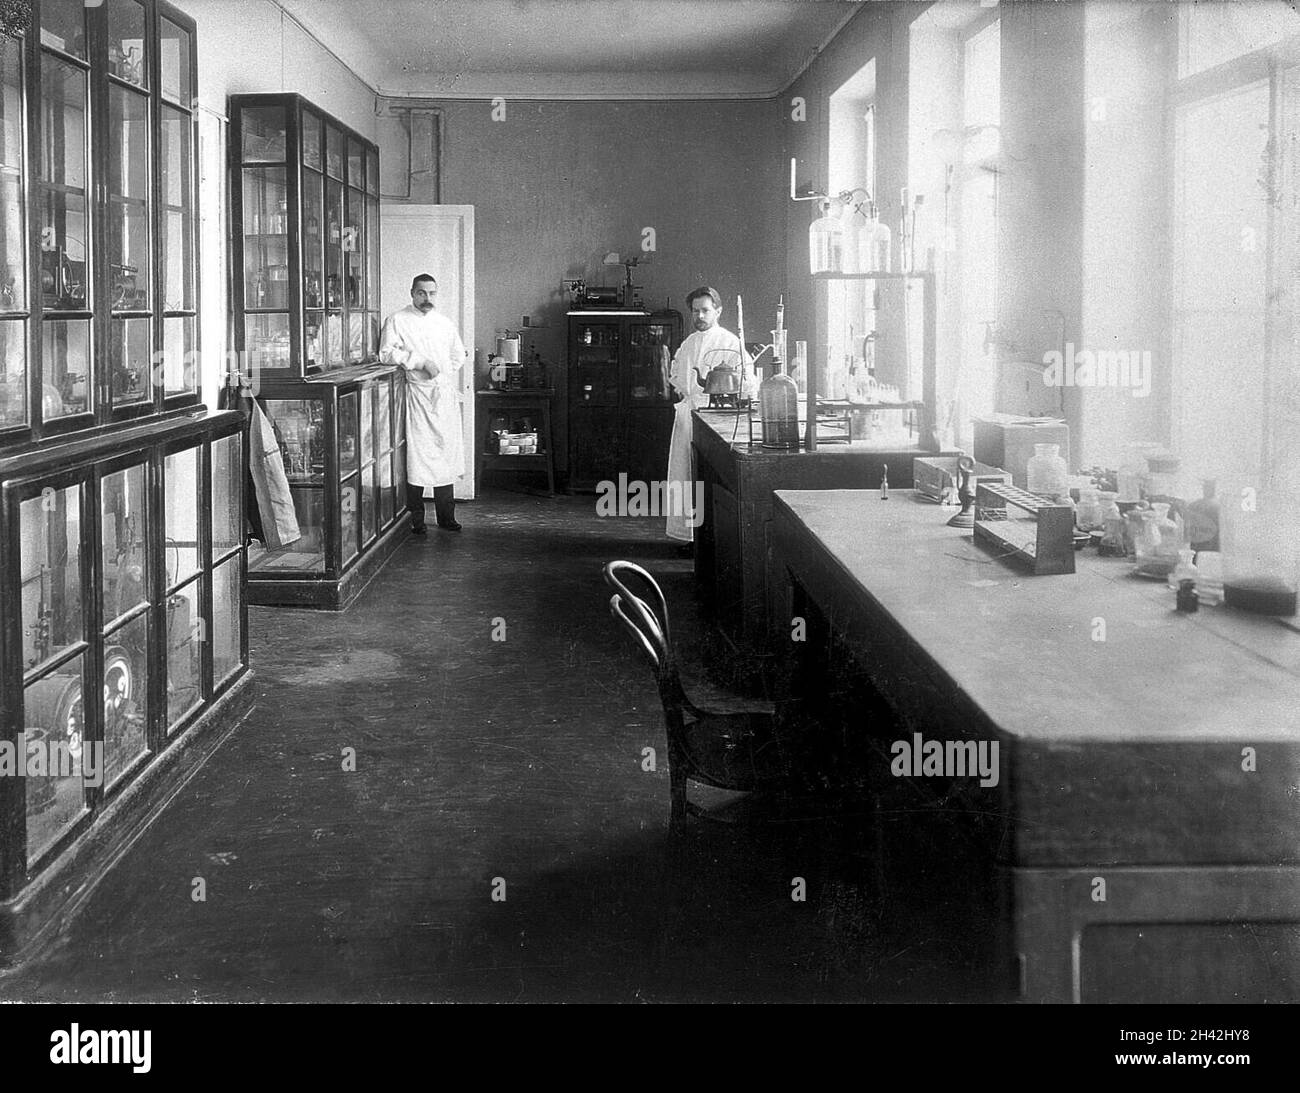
[955,18,1000,443]
[1171,1,1300,484]
[824,60,877,399]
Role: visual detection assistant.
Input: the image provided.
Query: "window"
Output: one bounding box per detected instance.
[955,18,1000,445]
[1171,5,1300,484]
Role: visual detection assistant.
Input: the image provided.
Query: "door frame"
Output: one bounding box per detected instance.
[379,204,476,499]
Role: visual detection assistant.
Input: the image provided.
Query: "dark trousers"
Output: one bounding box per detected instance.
[406,483,456,528]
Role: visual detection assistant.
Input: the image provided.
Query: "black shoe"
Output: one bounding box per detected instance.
[412,524,427,536]
[436,519,462,532]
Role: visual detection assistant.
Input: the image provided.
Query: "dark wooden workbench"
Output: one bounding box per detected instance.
[691,408,950,645]
[769,488,1300,1003]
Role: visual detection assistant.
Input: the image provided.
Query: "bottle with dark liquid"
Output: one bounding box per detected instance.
[759,353,799,450]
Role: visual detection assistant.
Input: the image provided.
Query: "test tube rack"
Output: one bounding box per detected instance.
[972,481,1076,575]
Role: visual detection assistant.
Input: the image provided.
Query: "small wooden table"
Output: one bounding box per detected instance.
[769,488,1300,1003]
[475,389,556,495]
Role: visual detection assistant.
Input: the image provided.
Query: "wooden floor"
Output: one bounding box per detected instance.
[0,488,1008,1002]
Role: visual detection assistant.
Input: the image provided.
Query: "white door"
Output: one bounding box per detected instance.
[380,204,476,499]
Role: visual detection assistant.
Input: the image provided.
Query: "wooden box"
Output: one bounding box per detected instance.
[973,416,1070,489]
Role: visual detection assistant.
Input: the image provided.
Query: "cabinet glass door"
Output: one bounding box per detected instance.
[106,0,147,89]
[38,53,92,421]
[574,322,620,405]
[107,81,151,407]
[241,103,289,377]
[164,445,202,731]
[100,460,149,789]
[324,175,343,368]
[20,479,89,859]
[39,0,88,59]
[301,109,324,372]
[345,182,363,363]
[248,398,326,574]
[160,98,195,399]
[360,383,375,542]
[158,16,191,108]
[339,389,359,563]
[627,321,673,403]
[0,38,27,430]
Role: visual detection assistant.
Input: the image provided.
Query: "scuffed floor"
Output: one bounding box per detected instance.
[0,489,1007,1002]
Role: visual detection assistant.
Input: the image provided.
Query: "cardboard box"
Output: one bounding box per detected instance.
[973,415,1070,489]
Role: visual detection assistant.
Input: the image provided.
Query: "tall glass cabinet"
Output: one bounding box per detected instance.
[0,5,249,960]
[229,93,405,609]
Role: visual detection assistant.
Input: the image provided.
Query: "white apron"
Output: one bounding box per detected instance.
[379,305,467,489]
[665,325,751,542]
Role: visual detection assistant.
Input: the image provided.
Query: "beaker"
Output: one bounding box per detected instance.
[1221,484,1299,615]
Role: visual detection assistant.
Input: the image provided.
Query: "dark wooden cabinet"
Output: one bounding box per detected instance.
[566,310,681,490]
[229,94,404,609]
[0,5,254,962]
[1,410,251,960]
[0,0,201,448]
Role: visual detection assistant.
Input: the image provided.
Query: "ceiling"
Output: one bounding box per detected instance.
[276,0,866,99]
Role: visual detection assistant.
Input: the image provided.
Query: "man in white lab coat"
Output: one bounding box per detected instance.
[379,274,466,533]
[664,286,753,542]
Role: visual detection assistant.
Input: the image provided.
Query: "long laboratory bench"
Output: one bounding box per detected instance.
[691,408,951,645]
[768,488,1300,1004]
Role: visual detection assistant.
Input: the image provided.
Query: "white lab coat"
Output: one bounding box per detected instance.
[665,324,752,542]
[379,305,467,488]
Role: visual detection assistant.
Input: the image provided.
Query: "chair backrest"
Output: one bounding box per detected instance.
[603,560,688,711]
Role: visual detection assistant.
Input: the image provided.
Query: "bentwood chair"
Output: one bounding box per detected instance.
[603,560,801,825]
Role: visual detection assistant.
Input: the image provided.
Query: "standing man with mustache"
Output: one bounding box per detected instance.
[663,286,754,543]
[379,273,466,533]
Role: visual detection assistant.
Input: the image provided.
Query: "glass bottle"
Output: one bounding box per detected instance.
[1076,486,1103,531]
[1168,547,1200,592]
[1117,444,1156,502]
[1026,443,1068,499]
[867,204,892,273]
[759,354,800,450]
[809,200,845,274]
[1185,478,1220,552]
[1098,493,1125,556]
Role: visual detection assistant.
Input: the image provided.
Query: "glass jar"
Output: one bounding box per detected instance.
[1221,484,1299,615]
[1117,443,1160,502]
[865,208,892,273]
[1146,453,1182,501]
[809,201,845,274]
[1076,487,1103,531]
[1167,547,1199,592]
[1026,443,1068,499]
[1098,493,1125,556]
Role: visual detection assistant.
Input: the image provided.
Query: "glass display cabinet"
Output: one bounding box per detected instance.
[0,0,201,448]
[229,93,404,609]
[246,368,408,609]
[0,410,249,956]
[566,310,682,490]
[0,7,248,962]
[230,92,381,379]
